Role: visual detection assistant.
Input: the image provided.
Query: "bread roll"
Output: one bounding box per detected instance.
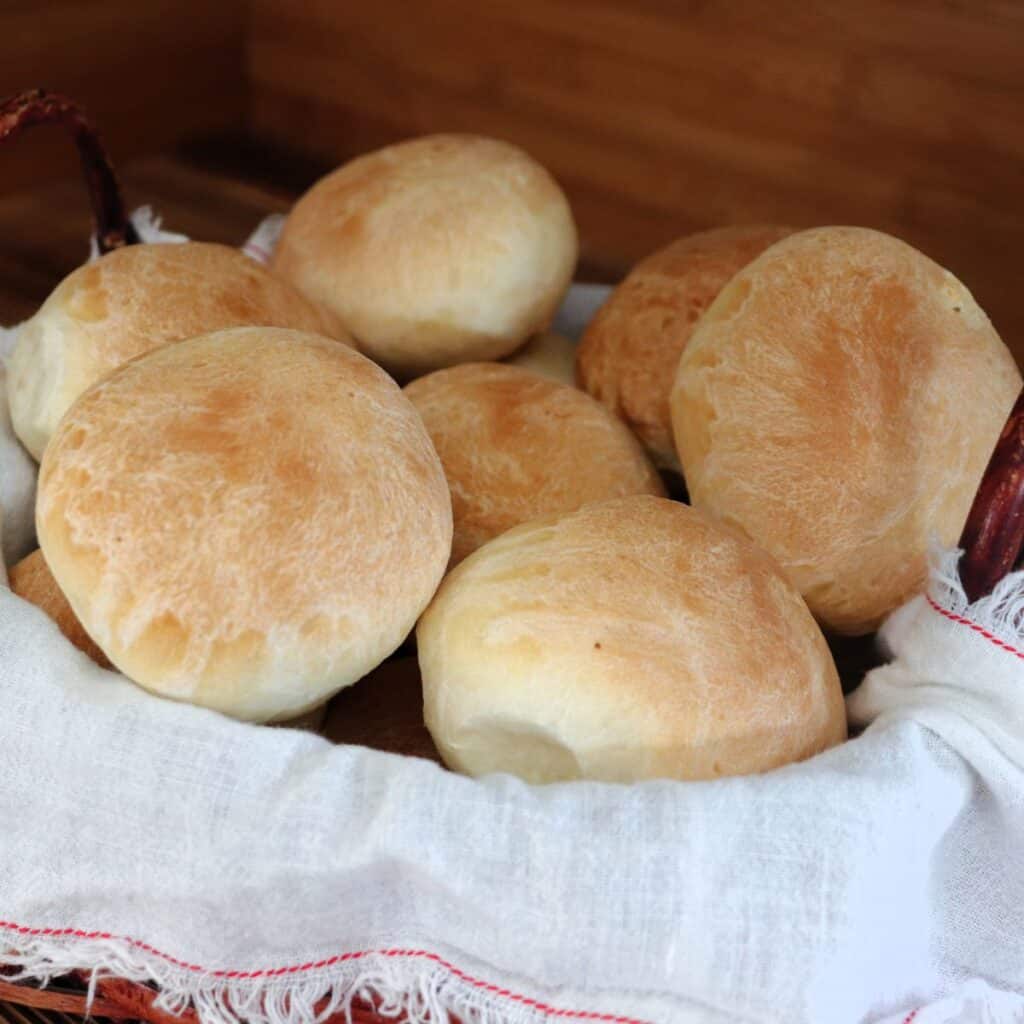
[505,329,577,387]
[577,226,793,470]
[404,363,664,566]
[11,548,331,730]
[671,226,1022,635]
[8,242,351,460]
[418,496,846,783]
[9,549,111,668]
[36,328,452,722]
[273,135,578,379]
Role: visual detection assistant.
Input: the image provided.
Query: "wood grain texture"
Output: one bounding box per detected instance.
[0,144,620,327]
[0,153,294,324]
[246,0,1024,360]
[0,0,246,194]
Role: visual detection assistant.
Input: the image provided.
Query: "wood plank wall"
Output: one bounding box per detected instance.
[0,0,247,195]
[246,0,1024,355]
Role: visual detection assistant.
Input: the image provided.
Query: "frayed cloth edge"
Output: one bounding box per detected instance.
[88,206,189,260]
[0,931,652,1024]
[929,546,1024,652]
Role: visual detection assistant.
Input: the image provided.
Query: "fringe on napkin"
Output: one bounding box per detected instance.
[930,546,1024,649]
[0,931,614,1024]
[88,205,188,260]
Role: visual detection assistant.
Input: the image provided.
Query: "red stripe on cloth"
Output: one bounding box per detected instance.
[902,1009,918,1023]
[926,596,1024,661]
[0,920,651,1023]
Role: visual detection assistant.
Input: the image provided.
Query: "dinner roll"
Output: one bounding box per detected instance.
[10,548,331,731]
[578,225,793,470]
[36,328,452,722]
[404,363,664,566]
[273,134,578,378]
[10,549,111,668]
[8,241,351,460]
[672,226,1022,635]
[505,329,577,387]
[418,496,846,783]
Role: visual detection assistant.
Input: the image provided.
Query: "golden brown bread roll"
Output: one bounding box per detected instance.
[671,226,1022,635]
[273,134,577,379]
[10,548,330,731]
[505,329,577,387]
[36,327,452,722]
[577,225,793,470]
[417,496,846,784]
[10,549,111,668]
[404,363,664,567]
[7,241,351,460]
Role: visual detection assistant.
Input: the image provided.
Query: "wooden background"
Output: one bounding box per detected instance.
[3,0,1024,355]
[0,0,245,192]
[246,0,1024,356]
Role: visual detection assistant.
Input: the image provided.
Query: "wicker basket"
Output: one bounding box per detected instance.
[4,87,1024,1024]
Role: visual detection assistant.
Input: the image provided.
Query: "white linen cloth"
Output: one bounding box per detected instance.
[0,321,35,567]
[1,220,1024,1024]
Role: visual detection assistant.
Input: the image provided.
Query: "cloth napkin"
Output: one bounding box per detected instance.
[2,220,1024,1024]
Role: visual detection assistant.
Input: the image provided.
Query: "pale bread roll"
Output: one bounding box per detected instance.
[577,225,793,470]
[418,496,846,783]
[8,241,351,460]
[10,549,111,668]
[273,135,578,379]
[505,329,577,387]
[36,328,452,722]
[404,363,664,567]
[671,226,1022,635]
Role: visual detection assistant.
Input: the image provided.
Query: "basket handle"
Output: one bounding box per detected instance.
[958,388,1024,602]
[0,88,138,254]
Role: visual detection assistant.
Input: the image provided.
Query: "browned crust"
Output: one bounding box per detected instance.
[577,225,794,469]
[9,548,111,668]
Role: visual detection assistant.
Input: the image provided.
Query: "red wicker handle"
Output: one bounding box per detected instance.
[0,88,138,254]
[958,388,1024,602]
[0,976,133,1019]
